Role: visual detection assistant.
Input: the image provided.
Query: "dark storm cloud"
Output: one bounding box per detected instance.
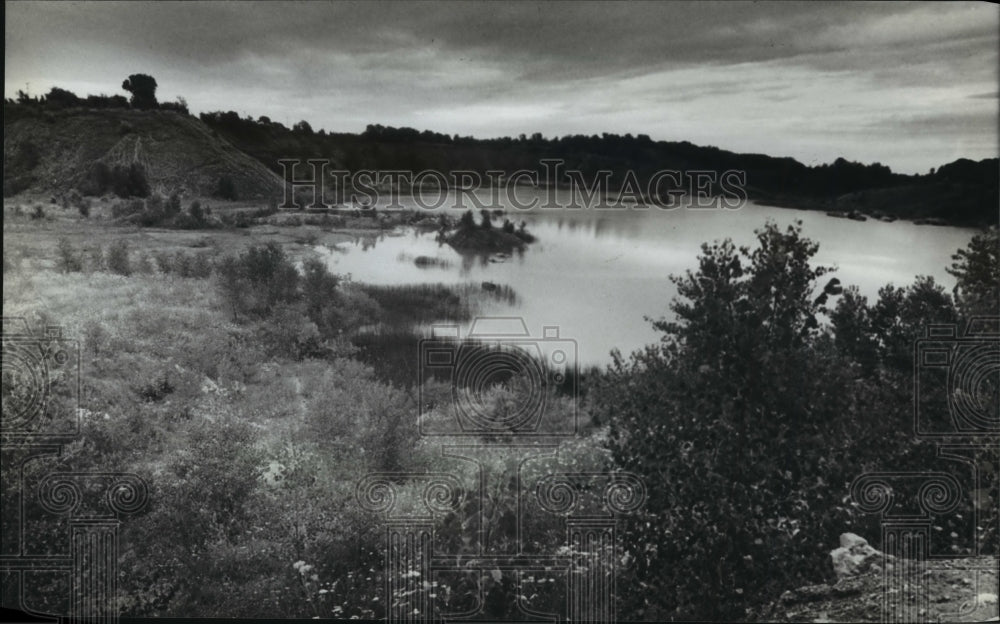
[4,1,997,173]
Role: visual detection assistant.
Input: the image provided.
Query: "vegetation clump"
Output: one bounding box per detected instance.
[442,210,534,251]
[598,222,998,620]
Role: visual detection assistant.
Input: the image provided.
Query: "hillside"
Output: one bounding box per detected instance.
[3,105,283,199]
[201,114,998,226]
[756,158,999,226]
[3,101,996,227]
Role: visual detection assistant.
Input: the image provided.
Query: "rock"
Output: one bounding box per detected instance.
[781,585,833,605]
[830,533,884,580]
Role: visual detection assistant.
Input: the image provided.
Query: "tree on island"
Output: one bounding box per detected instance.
[122,73,158,109]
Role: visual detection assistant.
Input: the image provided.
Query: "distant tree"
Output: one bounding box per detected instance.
[45,86,81,108]
[84,162,112,196]
[458,210,476,231]
[188,200,204,222]
[84,93,129,109]
[109,164,150,198]
[121,74,158,109]
[293,120,313,134]
[479,209,492,229]
[216,176,238,200]
[167,192,182,216]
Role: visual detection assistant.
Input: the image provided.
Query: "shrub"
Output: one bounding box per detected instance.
[106,239,132,276]
[598,222,877,619]
[171,251,213,278]
[65,189,82,210]
[88,246,104,272]
[219,210,252,228]
[30,204,45,220]
[84,162,112,196]
[139,193,167,226]
[301,257,341,334]
[258,304,324,360]
[152,250,173,274]
[111,198,145,219]
[3,175,35,197]
[216,176,238,200]
[167,192,182,216]
[137,373,174,402]
[110,163,149,198]
[216,243,299,319]
[55,238,83,273]
[134,254,155,275]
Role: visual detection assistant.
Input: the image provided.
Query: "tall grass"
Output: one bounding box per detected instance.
[352,282,521,386]
[352,326,587,396]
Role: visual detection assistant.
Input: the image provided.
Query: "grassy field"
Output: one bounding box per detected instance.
[3,194,601,618]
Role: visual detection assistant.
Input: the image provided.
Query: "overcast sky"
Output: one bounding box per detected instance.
[5,1,998,174]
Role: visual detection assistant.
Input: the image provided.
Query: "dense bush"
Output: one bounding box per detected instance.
[106,239,132,276]
[596,221,987,620]
[111,198,145,219]
[108,163,150,198]
[216,243,301,319]
[216,175,238,200]
[55,238,83,273]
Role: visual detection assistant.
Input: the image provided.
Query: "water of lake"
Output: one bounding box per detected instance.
[317,192,978,367]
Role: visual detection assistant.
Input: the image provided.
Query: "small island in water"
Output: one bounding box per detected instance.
[440,209,536,252]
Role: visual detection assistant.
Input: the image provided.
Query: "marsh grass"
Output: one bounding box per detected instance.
[352,325,584,396]
[359,282,518,326]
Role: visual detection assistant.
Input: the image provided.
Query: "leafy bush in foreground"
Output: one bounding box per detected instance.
[597,221,976,620]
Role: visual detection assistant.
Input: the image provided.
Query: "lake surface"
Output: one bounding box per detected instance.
[317,191,978,367]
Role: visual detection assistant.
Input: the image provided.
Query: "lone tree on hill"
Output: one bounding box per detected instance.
[122,74,158,109]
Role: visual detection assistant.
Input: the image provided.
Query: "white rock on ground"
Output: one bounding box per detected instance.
[830,533,884,580]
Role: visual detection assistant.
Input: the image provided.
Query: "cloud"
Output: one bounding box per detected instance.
[4,0,997,174]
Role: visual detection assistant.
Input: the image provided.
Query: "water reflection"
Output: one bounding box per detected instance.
[317,201,976,366]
